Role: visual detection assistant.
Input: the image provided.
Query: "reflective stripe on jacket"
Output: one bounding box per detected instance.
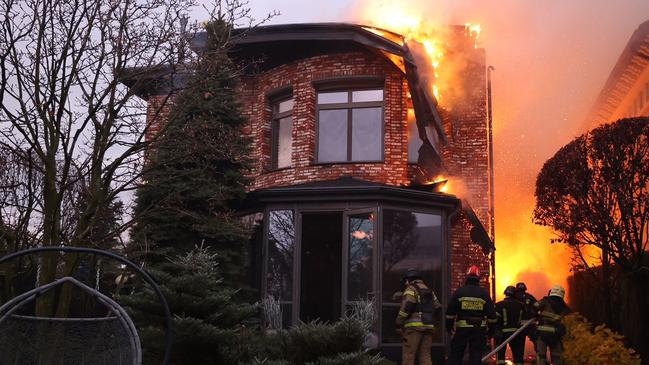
[396,280,439,330]
[445,280,497,329]
[495,297,525,334]
[533,296,571,337]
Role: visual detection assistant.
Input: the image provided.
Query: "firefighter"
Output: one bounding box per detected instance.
[515,282,538,343]
[395,269,441,365]
[494,286,525,365]
[445,265,498,365]
[534,285,571,365]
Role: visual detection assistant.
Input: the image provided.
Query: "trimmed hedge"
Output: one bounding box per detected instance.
[563,313,641,365]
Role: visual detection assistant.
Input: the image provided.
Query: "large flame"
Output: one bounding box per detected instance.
[358,4,479,101]
[356,2,569,301]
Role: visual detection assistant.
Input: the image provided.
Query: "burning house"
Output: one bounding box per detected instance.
[124,23,495,360]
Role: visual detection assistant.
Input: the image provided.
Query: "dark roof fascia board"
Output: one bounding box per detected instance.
[248,184,459,210]
[117,64,190,100]
[404,55,448,145]
[191,23,409,61]
[460,198,495,253]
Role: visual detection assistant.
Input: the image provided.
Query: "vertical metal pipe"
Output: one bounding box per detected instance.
[446,201,461,346]
[487,65,496,301]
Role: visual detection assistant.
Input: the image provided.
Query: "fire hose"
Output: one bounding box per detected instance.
[481,319,537,363]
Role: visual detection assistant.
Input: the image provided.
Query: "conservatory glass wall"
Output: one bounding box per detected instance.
[258,202,447,346]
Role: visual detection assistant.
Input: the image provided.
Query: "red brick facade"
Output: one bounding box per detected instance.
[237,51,413,189]
[439,48,493,290]
[144,40,492,293]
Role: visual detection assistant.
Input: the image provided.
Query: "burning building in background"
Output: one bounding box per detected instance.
[569,17,649,355]
[585,19,649,129]
[123,21,494,361]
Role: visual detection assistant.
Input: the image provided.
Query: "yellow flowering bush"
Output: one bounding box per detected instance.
[562,313,641,365]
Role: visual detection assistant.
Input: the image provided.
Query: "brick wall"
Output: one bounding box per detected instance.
[145,95,174,141]
[143,45,492,294]
[441,44,492,291]
[238,51,412,190]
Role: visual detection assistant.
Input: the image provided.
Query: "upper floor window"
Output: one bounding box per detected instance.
[272,97,294,169]
[316,89,384,163]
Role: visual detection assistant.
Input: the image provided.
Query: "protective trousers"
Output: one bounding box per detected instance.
[402,328,433,365]
[449,327,486,365]
[535,335,563,365]
[496,333,525,365]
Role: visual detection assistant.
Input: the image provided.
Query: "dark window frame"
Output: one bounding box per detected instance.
[270,94,294,170]
[264,207,297,327]
[315,88,385,163]
[259,200,449,345]
[378,205,446,347]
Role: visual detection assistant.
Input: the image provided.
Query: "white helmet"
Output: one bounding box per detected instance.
[549,285,566,299]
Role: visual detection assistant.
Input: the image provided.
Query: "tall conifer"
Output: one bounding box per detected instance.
[124,20,256,363]
[131,20,250,283]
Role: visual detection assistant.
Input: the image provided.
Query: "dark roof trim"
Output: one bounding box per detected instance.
[191,23,409,61]
[246,176,459,209]
[460,199,495,253]
[404,52,448,145]
[118,64,187,100]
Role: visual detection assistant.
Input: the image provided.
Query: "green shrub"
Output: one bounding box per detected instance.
[240,317,387,365]
[307,351,385,365]
[562,313,641,365]
[282,318,366,364]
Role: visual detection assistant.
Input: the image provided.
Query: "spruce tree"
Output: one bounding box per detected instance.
[121,245,257,364]
[131,20,251,283]
[124,20,258,364]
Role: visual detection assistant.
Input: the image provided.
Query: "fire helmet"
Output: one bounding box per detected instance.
[504,285,516,297]
[516,282,527,292]
[549,285,566,299]
[466,265,480,278]
[403,268,421,282]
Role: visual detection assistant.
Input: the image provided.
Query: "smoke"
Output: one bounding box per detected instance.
[346,0,649,298]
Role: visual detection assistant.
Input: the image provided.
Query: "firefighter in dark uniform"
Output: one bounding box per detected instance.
[534,285,571,365]
[515,282,538,343]
[494,286,525,365]
[395,269,441,365]
[445,265,497,365]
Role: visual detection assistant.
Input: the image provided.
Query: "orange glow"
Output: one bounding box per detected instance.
[356,4,480,101]
[465,23,481,48]
[423,175,459,195]
[357,6,568,302]
[355,1,601,303]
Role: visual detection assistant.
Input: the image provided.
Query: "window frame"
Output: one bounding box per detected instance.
[263,207,297,327]
[378,205,447,347]
[270,95,294,170]
[315,88,385,163]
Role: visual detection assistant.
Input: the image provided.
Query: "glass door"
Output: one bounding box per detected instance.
[299,212,343,323]
[343,209,377,315]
